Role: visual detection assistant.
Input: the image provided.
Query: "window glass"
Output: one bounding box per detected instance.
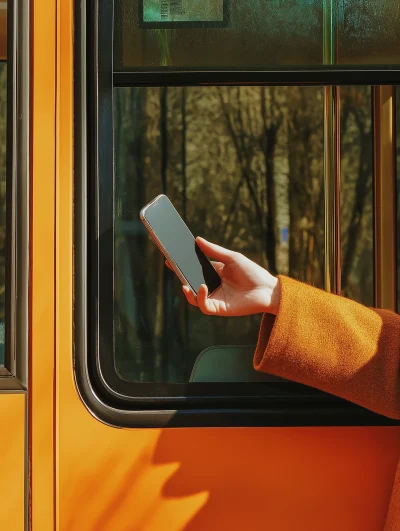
[338,1,400,65]
[340,86,373,306]
[114,1,400,70]
[114,86,325,383]
[0,64,6,366]
[0,1,6,366]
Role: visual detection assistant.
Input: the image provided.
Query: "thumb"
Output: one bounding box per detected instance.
[196,237,235,264]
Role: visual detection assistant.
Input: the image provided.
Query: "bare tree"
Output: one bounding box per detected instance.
[340,87,373,304]
[217,87,282,273]
[287,86,324,285]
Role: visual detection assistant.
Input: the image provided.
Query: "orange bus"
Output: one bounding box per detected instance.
[1,0,400,529]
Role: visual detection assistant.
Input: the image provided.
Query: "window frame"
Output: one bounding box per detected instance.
[0,0,29,392]
[74,0,400,427]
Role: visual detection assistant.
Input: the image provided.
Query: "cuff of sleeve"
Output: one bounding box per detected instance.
[253,275,294,375]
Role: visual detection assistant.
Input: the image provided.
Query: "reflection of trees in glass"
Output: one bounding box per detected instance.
[339,0,400,63]
[216,87,283,275]
[117,0,323,69]
[340,87,373,306]
[286,87,324,285]
[117,0,400,69]
[114,87,155,381]
[113,85,374,384]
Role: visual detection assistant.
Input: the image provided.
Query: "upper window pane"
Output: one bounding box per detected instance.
[114,0,400,70]
[0,2,6,61]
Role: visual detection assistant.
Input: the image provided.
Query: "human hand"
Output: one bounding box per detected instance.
[166,237,280,316]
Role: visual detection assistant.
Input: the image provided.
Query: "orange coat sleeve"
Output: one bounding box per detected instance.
[254,275,400,419]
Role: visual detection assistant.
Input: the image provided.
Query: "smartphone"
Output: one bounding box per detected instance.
[140,194,221,297]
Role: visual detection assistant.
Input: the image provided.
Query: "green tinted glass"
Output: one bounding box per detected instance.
[141,0,226,25]
[114,0,400,69]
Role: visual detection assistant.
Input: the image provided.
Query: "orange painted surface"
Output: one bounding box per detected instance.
[0,394,25,531]
[49,1,400,530]
[58,414,400,531]
[30,0,56,527]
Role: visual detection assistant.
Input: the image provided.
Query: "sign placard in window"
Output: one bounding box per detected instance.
[140,0,229,28]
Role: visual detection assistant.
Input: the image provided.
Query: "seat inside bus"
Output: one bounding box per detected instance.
[190,345,286,383]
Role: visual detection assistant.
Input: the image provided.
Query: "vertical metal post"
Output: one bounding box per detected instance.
[323,0,341,294]
[373,86,397,310]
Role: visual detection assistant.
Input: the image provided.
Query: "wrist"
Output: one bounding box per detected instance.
[263,276,280,315]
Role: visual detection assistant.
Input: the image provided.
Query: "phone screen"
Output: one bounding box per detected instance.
[142,195,221,295]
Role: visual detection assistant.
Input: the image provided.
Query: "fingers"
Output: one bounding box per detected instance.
[211,261,224,275]
[168,263,208,311]
[183,284,212,315]
[183,284,219,315]
[196,284,214,315]
[182,285,198,307]
[196,237,235,264]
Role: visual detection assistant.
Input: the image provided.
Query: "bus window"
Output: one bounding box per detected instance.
[76,0,400,426]
[0,62,5,366]
[113,85,374,384]
[114,0,400,70]
[0,0,28,386]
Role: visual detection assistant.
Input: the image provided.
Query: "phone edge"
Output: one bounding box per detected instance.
[140,194,222,298]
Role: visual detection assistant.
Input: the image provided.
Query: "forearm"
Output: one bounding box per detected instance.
[260,275,280,315]
[254,275,400,419]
